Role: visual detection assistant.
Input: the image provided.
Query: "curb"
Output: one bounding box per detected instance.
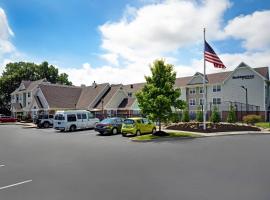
[131,136,199,143]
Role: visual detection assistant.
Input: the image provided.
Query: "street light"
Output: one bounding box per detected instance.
[241,85,248,113]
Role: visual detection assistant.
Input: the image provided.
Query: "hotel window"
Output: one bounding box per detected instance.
[189,99,196,106]
[213,98,221,105]
[213,85,221,92]
[199,87,204,94]
[128,92,132,97]
[199,98,204,105]
[189,88,196,94]
[28,92,31,97]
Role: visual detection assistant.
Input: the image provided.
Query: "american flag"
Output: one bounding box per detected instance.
[204,41,226,69]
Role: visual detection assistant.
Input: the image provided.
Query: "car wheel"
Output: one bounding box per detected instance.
[43,122,49,128]
[37,123,42,128]
[136,130,141,136]
[112,127,118,135]
[69,125,76,132]
[152,127,156,134]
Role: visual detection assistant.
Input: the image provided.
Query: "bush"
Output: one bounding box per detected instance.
[210,106,221,123]
[227,105,237,123]
[171,113,181,123]
[243,115,262,125]
[196,107,203,122]
[182,109,190,122]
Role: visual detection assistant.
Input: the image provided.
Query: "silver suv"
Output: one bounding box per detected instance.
[35,114,54,128]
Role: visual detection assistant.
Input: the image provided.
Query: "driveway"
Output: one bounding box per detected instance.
[0,125,270,200]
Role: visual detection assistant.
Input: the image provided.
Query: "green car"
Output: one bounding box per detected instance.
[121,117,156,137]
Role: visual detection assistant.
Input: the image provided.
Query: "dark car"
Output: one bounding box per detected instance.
[95,117,123,135]
[0,116,17,123]
[35,114,54,128]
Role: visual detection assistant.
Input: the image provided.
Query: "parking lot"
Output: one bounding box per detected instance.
[1,125,270,200]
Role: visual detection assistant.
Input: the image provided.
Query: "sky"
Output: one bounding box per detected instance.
[0,0,269,86]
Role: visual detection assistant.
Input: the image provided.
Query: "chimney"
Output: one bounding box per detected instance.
[130,84,133,89]
[92,81,97,88]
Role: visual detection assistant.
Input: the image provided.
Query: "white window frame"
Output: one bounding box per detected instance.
[213,98,221,105]
[189,88,196,94]
[189,99,196,106]
[213,85,221,92]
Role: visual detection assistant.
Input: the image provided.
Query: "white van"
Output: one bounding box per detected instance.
[54,110,99,132]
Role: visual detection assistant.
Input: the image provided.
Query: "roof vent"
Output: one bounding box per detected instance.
[92,81,97,88]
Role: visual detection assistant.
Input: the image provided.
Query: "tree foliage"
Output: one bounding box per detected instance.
[182,108,190,122]
[227,105,237,123]
[210,106,221,123]
[0,61,72,114]
[196,106,203,122]
[136,59,185,131]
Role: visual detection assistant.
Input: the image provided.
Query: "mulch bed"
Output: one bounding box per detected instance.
[166,122,261,133]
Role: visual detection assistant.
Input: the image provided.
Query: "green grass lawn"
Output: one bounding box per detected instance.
[132,132,199,141]
[255,122,270,129]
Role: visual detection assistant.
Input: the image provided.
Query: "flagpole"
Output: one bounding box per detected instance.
[203,28,206,130]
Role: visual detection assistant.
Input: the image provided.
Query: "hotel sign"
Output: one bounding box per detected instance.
[232,75,254,80]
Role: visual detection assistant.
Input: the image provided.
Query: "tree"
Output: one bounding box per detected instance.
[210,106,221,123]
[196,106,203,122]
[227,105,237,123]
[182,108,190,122]
[0,61,72,115]
[136,59,185,133]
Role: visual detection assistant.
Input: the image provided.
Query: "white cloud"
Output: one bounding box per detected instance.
[225,10,270,50]
[0,8,15,54]
[99,0,230,64]
[100,53,119,66]
[59,62,151,86]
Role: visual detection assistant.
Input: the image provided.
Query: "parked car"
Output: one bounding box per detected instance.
[121,117,156,137]
[53,110,99,132]
[0,116,17,123]
[95,117,123,135]
[35,114,54,128]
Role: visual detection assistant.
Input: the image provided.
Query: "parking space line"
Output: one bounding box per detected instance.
[0,180,32,190]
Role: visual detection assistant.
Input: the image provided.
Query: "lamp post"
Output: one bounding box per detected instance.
[241,86,248,114]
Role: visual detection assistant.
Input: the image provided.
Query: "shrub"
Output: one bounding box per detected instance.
[196,106,203,122]
[243,115,262,125]
[227,105,237,123]
[171,113,181,123]
[182,109,190,122]
[210,106,221,123]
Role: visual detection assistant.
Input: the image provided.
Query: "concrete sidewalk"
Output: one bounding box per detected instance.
[164,129,270,137]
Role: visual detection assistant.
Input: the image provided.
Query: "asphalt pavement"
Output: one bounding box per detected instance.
[0,125,270,200]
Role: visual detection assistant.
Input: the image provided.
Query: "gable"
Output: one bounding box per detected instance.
[224,62,266,84]
[187,74,208,85]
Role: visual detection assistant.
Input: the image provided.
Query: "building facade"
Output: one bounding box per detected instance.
[10,62,270,121]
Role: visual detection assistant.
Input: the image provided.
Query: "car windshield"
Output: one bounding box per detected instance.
[100,118,114,124]
[54,114,65,120]
[124,119,135,124]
